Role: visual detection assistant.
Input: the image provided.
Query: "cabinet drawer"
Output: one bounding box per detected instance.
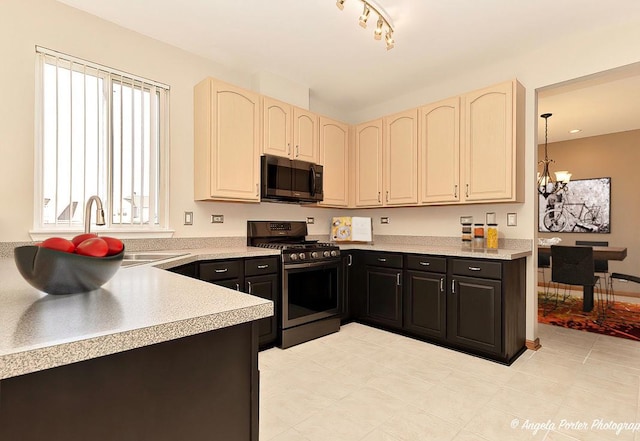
[363,252,403,269]
[406,255,446,273]
[199,259,243,281]
[451,259,501,280]
[245,257,279,276]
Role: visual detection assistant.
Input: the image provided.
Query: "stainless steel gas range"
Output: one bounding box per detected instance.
[247,221,341,348]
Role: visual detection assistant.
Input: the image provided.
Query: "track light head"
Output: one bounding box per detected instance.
[374,16,384,40]
[385,29,395,50]
[336,0,345,10]
[359,4,370,28]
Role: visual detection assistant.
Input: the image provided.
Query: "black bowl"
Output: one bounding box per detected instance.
[14,245,125,295]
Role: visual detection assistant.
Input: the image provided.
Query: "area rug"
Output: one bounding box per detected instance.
[538,293,640,342]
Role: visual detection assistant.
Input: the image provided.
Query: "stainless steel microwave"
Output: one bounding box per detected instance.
[260,155,323,203]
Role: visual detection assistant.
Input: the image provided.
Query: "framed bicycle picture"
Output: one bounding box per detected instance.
[538,177,611,233]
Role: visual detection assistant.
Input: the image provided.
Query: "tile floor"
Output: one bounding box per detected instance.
[259,323,640,441]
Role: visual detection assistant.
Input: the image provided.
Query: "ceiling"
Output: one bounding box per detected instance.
[55,0,640,140]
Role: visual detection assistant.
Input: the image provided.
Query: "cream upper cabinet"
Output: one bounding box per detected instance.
[262,99,318,162]
[461,80,524,202]
[384,109,418,206]
[318,117,349,207]
[194,78,260,202]
[354,119,383,207]
[293,107,319,162]
[262,97,292,158]
[418,97,460,204]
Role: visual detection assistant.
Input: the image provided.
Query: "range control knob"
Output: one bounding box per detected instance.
[298,253,306,260]
[323,250,331,258]
[289,253,298,261]
[330,250,339,257]
[311,251,319,259]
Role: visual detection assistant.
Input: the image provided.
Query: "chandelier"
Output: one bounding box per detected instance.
[336,0,395,50]
[537,113,571,199]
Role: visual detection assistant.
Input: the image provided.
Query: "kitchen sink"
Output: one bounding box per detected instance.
[121,252,188,267]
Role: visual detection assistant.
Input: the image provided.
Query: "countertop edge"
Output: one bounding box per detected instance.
[1,301,272,380]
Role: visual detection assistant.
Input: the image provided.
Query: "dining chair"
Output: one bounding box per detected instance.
[550,245,605,322]
[538,252,552,301]
[576,240,614,306]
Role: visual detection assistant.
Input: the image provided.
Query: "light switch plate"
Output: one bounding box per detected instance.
[507,213,517,226]
[211,214,224,223]
[184,211,193,225]
[380,217,390,224]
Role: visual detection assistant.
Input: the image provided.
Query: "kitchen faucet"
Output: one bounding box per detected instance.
[84,195,106,234]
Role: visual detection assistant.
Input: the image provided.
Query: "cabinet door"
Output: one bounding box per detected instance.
[215,278,243,291]
[263,97,292,158]
[293,107,318,162]
[245,274,278,348]
[462,81,514,202]
[419,98,460,204]
[354,119,383,207]
[404,270,446,340]
[194,79,260,201]
[447,275,502,355]
[364,266,402,329]
[384,109,418,205]
[318,117,349,207]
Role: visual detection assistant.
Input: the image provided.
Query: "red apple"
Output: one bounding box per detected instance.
[75,237,109,257]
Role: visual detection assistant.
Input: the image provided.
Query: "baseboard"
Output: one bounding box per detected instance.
[525,338,541,351]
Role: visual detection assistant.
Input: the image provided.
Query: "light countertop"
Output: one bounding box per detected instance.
[0,247,278,380]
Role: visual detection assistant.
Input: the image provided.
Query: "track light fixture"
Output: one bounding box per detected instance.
[336,0,395,49]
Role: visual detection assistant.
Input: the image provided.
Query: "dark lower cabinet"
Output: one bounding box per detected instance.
[404,270,446,340]
[0,322,259,441]
[352,251,526,364]
[245,273,278,347]
[197,257,279,349]
[362,252,403,329]
[447,275,502,355]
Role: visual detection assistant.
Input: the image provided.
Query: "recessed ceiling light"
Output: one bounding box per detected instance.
[568,129,582,134]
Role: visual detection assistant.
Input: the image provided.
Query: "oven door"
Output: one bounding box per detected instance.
[282,260,341,329]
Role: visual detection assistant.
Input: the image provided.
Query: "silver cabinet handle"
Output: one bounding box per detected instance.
[451,279,456,294]
[257,264,269,269]
[235,283,240,291]
[386,191,389,202]
[215,268,228,273]
[440,277,445,292]
[419,261,430,266]
[377,258,387,262]
[378,192,381,203]
[465,184,469,198]
[256,183,259,197]
[454,185,458,198]
[247,281,252,294]
[348,254,353,266]
[296,145,299,157]
[396,273,401,286]
[287,143,291,155]
[468,266,482,271]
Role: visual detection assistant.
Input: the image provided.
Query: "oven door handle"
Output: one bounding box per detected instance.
[285,260,338,270]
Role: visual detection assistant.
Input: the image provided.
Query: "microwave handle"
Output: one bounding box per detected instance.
[310,165,316,196]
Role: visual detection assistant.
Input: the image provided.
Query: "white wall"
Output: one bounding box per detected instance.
[2,0,640,341]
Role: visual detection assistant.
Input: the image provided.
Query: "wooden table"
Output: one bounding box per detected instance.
[538,245,627,312]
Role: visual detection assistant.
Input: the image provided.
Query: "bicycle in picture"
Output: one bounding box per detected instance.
[542,192,604,232]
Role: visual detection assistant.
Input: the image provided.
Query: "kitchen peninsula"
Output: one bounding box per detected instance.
[0,248,276,441]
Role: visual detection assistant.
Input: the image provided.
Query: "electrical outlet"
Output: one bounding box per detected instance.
[306,217,315,224]
[184,211,193,225]
[380,217,390,224]
[507,213,517,226]
[211,214,224,223]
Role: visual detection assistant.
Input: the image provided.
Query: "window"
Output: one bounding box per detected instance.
[34,47,170,236]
